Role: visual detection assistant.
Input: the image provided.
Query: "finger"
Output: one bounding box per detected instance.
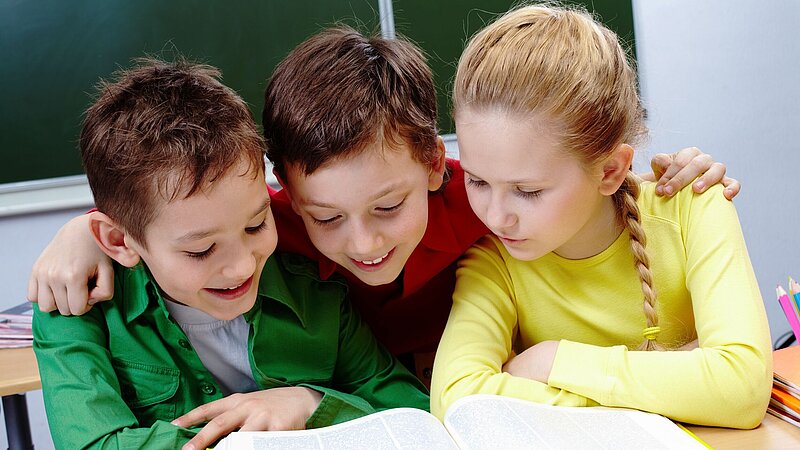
[67,279,91,316]
[27,272,40,304]
[183,412,243,450]
[51,282,71,316]
[658,147,702,183]
[35,281,57,313]
[663,154,713,196]
[722,177,740,200]
[689,162,726,193]
[173,398,229,428]
[649,153,673,183]
[88,262,115,304]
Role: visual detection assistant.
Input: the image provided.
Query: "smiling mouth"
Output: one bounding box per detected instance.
[205,276,254,300]
[351,249,394,271]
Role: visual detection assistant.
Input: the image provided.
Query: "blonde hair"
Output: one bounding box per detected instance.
[454,4,662,350]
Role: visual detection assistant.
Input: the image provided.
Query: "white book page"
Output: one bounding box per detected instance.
[444,395,706,450]
[214,407,458,450]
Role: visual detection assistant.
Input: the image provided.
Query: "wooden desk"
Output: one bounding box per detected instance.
[0,346,40,450]
[687,414,800,449]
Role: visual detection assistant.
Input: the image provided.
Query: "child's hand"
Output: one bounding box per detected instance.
[502,340,559,384]
[173,386,323,450]
[27,214,114,315]
[646,147,740,200]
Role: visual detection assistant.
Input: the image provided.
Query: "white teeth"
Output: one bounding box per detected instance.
[358,252,389,265]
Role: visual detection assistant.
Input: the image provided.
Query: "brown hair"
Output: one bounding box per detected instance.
[80,57,265,246]
[454,5,661,350]
[262,26,439,181]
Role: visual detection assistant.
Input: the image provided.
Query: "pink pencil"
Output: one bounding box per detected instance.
[777,285,800,342]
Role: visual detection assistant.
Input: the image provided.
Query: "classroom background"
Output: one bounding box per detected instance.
[1,1,798,447]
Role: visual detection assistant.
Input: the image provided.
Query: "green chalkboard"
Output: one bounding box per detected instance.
[393,0,635,134]
[0,0,632,184]
[0,0,380,184]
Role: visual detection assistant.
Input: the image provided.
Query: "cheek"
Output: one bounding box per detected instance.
[465,189,489,224]
[302,221,341,255]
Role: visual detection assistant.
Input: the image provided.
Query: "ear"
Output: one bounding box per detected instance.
[598,144,634,196]
[87,211,141,268]
[273,167,302,215]
[427,137,447,192]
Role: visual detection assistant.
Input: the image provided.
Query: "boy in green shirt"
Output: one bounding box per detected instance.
[32,58,428,450]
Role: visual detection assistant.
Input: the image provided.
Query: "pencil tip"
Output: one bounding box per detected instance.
[777,285,788,296]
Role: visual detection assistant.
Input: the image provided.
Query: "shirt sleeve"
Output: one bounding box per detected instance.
[33,307,199,449]
[548,185,772,429]
[302,294,430,428]
[430,236,595,421]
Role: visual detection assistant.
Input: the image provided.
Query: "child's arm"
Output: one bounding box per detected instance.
[27,213,114,315]
[33,307,198,449]
[430,240,597,421]
[542,185,771,429]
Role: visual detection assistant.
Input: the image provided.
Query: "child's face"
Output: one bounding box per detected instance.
[129,164,277,320]
[282,142,443,286]
[456,110,618,261]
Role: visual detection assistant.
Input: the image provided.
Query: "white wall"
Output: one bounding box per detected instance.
[633,0,800,345]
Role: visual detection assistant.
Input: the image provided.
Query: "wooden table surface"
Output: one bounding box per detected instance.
[687,413,800,449]
[0,346,40,397]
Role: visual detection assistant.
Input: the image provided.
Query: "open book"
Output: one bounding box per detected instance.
[214,395,706,449]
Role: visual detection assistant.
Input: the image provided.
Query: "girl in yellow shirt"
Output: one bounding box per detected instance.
[431,4,771,428]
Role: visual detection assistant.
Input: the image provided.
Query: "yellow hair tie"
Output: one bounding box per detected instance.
[642,326,661,340]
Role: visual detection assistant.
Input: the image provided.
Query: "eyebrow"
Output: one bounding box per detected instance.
[176,197,271,243]
[306,185,403,209]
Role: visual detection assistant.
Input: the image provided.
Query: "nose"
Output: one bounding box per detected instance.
[347,218,384,257]
[485,192,516,232]
[222,241,258,282]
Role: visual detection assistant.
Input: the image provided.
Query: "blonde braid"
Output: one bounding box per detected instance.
[615,173,663,351]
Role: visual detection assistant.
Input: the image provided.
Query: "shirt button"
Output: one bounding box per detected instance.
[201,382,216,395]
[178,339,191,349]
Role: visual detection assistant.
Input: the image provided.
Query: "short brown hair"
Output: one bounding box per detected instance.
[262,26,439,180]
[80,57,265,245]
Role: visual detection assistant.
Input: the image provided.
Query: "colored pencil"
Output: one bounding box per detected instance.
[790,277,800,316]
[777,285,800,343]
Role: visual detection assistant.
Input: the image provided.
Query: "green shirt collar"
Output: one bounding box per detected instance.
[119,253,321,328]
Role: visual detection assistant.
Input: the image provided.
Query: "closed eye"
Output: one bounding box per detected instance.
[245,220,267,234]
[466,177,487,188]
[376,200,404,213]
[312,215,341,226]
[517,188,542,199]
[185,245,215,260]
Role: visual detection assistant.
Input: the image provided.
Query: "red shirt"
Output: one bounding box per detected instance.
[270,159,489,356]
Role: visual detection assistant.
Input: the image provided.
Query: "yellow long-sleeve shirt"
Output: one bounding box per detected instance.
[431,183,771,428]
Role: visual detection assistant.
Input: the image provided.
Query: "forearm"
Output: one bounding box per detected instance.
[549,340,771,428]
[74,422,198,450]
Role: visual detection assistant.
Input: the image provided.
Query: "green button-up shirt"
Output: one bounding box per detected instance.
[33,252,429,449]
